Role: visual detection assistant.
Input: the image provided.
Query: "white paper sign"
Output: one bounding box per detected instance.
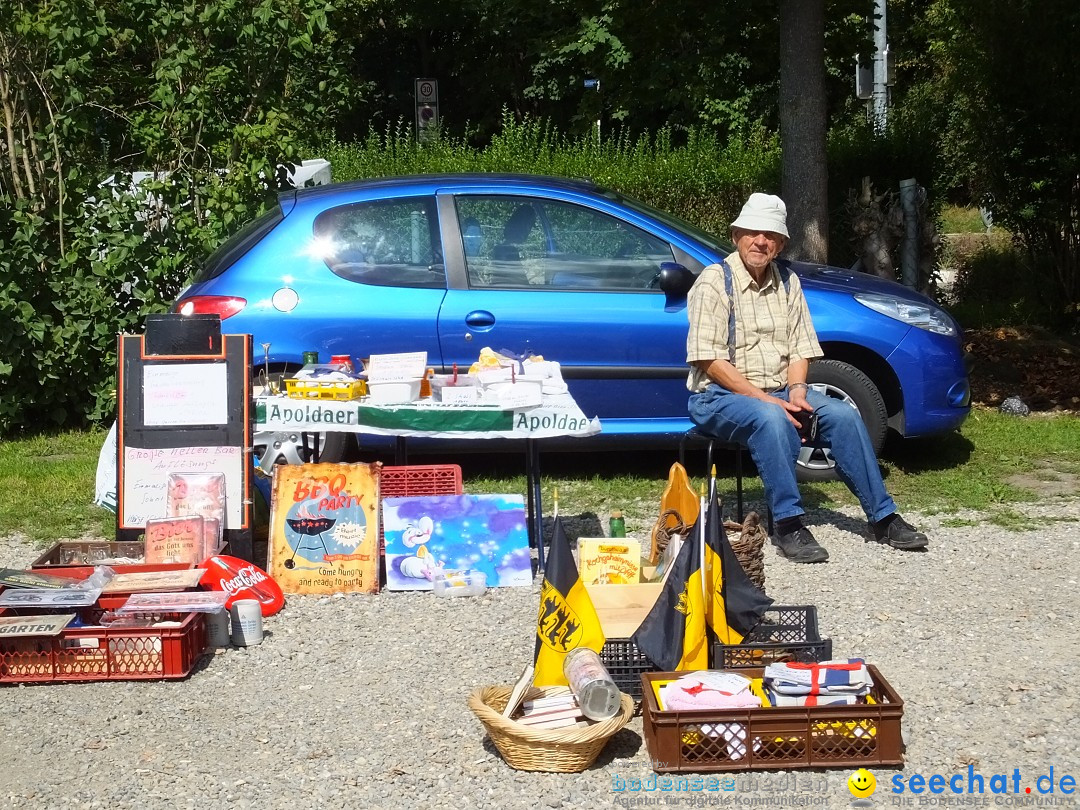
[121,445,243,529]
[365,351,427,382]
[143,363,228,426]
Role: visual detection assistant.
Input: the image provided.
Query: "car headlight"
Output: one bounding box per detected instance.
[854,293,959,337]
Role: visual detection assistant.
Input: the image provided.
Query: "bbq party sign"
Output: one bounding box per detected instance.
[268,462,380,595]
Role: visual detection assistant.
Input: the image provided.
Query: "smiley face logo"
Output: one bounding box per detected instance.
[848,768,877,798]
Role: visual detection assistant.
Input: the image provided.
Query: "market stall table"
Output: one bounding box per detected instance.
[254,390,602,570]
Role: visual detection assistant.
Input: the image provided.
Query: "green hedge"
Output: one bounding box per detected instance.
[325,114,782,238]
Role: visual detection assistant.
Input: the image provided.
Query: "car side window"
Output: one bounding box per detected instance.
[455,196,674,290]
[313,197,444,288]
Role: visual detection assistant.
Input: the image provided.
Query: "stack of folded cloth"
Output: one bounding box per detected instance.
[658,671,763,710]
[658,672,763,762]
[763,658,873,707]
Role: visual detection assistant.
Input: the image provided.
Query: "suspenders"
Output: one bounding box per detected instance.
[720,258,791,365]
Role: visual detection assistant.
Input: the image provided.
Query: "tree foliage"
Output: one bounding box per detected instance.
[0,0,369,433]
[893,0,1080,327]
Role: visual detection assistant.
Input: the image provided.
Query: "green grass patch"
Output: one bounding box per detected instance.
[0,428,115,546]
[941,204,987,234]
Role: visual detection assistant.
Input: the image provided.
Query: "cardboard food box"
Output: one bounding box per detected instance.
[577,538,642,585]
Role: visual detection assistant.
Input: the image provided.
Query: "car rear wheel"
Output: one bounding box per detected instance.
[795,359,889,483]
[253,429,348,473]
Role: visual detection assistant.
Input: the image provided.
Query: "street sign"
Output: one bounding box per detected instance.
[415,78,437,104]
[414,78,439,142]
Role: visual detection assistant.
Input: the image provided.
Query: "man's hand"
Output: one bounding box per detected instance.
[787,385,814,440]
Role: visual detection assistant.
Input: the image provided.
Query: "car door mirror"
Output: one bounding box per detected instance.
[657,261,695,305]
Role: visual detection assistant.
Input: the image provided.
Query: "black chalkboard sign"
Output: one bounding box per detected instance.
[116,315,254,561]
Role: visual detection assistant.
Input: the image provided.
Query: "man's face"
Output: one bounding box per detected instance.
[732,227,786,276]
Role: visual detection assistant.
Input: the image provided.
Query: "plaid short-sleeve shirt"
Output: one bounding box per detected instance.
[686,252,822,393]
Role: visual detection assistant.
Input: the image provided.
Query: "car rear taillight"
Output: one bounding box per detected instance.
[175,295,247,320]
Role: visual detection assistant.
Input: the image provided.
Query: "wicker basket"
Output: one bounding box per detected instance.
[726,511,767,590]
[467,685,634,772]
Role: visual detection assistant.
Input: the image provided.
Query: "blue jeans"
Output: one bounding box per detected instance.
[688,384,895,524]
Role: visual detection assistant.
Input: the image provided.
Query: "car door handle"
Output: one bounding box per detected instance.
[464,310,496,328]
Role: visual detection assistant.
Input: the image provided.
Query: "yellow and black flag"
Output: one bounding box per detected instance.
[631,524,708,672]
[533,516,606,686]
[703,488,773,644]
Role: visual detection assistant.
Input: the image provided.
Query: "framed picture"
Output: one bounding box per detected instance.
[382,494,532,591]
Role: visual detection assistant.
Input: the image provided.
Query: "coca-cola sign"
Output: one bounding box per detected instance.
[200,555,285,616]
[220,564,268,595]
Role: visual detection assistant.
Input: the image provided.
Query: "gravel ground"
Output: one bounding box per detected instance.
[1,497,1079,810]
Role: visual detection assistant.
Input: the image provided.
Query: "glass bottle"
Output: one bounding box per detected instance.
[609,510,626,538]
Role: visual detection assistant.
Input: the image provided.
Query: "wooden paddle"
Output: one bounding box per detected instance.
[649,462,699,563]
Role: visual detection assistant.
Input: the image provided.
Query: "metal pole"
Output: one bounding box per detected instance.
[899,178,919,288]
[873,0,889,131]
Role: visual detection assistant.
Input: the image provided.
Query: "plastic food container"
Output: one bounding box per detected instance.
[367,378,422,405]
[432,569,487,597]
[429,376,481,405]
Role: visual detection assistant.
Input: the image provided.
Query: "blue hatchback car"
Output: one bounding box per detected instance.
[175,174,970,477]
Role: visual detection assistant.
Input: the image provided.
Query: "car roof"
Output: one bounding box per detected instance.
[280,173,601,205]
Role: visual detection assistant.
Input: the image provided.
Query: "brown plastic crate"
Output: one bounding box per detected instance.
[0,606,208,684]
[640,666,904,772]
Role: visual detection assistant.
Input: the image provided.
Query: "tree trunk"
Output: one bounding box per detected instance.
[779,0,829,263]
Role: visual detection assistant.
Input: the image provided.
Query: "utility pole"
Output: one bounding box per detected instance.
[872,0,890,131]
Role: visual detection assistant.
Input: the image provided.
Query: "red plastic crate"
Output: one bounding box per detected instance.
[380,464,463,498]
[0,606,208,684]
[378,464,463,548]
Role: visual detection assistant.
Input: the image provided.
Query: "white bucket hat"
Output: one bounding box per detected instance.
[731,193,789,238]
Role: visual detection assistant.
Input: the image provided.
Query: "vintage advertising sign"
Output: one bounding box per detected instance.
[267,462,380,595]
[102,569,204,594]
[200,555,285,616]
[144,516,205,565]
[0,614,76,637]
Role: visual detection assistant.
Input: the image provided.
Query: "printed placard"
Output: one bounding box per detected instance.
[121,445,243,529]
[102,570,203,594]
[365,351,427,382]
[268,462,380,595]
[142,363,228,426]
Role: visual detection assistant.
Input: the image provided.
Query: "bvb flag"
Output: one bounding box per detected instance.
[631,524,708,672]
[533,516,606,686]
[703,488,773,644]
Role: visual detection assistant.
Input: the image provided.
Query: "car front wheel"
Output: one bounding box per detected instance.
[795,359,889,483]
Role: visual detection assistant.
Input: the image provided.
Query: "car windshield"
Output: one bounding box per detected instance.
[601,189,735,255]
